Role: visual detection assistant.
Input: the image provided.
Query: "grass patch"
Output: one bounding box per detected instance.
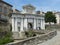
[0,31,14,45]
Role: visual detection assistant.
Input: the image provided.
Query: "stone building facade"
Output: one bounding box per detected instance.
[12,4,45,32]
[54,12,60,24]
[11,4,45,39]
[0,0,13,31]
[0,0,12,23]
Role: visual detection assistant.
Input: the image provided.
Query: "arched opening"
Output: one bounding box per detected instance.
[28,23,33,29]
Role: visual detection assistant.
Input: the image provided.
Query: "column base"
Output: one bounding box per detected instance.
[12,31,26,40]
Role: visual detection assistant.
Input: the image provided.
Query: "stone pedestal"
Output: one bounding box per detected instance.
[12,31,26,40]
[19,31,26,39]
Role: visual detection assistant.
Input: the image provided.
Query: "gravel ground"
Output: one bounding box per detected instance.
[38,31,60,45]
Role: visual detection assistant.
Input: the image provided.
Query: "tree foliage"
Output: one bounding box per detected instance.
[45,11,56,24]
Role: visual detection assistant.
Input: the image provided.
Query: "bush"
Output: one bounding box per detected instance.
[0,37,13,44]
[25,30,36,37]
[0,31,14,45]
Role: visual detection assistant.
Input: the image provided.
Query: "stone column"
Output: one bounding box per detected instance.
[42,19,45,29]
[12,17,20,40]
[19,18,26,39]
[24,18,28,31]
[15,17,18,32]
[21,18,24,31]
[41,19,43,29]
[33,19,36,30]
[12,17,15,32]
[41,19,45,29]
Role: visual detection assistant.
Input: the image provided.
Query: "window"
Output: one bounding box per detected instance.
[4,7,7,14]
[0,6,2,12]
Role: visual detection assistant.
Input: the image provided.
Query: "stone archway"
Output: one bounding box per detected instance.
[28,23,33,29]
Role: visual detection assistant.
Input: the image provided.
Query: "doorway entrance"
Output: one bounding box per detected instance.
[28,23,33,29]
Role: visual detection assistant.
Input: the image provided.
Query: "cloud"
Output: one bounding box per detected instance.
[48,0,60,6]
[36,6,60,12]
[37,0,60,12]
[37,6,53,12]
[4,0,60,12]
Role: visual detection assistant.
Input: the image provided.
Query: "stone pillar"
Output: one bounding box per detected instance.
[56,14,60,24]
[15,17,18,32]
[41,20,43,29]
[21,18,24,31]
[33,19,36,29]
[24,18,28,30]
[19,18,26,39]
[42,19,45,29]
[12,17,15,32]
[41,19,45,29]
[12,18,26,40]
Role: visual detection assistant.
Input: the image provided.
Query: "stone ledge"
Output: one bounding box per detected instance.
[6,30,57,45]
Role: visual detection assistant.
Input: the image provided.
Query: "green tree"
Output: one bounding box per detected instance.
[45,11,56,25]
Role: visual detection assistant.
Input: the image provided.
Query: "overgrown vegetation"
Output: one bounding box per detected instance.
[0,24,13,45]
[0,31,13,45]
[25,30,36,37]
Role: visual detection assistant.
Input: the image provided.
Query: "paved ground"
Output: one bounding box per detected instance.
[38,31,60,45]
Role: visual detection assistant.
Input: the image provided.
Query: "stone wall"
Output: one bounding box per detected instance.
[0,31,7,38]
[0,23,11,32]
[6,30,57,45]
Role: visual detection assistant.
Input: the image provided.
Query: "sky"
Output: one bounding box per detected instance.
[3,0,60,12]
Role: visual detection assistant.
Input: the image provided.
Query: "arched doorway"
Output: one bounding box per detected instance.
[28,23,33,29]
